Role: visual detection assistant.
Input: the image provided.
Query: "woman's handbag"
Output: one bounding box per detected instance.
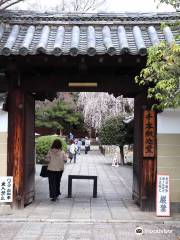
[68,152,73,160]
[40,165,49,178]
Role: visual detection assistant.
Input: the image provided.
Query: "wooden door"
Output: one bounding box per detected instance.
[132,94,143,206]
[24,93,35,205]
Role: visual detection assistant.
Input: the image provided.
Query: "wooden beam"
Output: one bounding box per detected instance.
[20,72,144,98]
[2,54,146,98]
[0,54,147,69]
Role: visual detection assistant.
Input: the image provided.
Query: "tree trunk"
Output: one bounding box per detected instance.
[120,146,124,165]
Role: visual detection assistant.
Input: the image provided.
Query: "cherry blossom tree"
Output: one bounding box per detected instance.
[77,92,133,130]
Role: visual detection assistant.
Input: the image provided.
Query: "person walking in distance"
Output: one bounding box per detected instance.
[85,137,90,154]
[77,138,82,155]
[45,139,67,201]
[69,132,74,142]
[69,140,78,163]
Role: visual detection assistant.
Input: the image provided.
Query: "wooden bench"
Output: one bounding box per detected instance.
[68,175,97,198]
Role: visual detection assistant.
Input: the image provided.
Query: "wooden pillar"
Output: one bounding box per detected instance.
[7,88,35,208]
[141,109,157,211]
[8,88,25,208]
[133,93,157,211]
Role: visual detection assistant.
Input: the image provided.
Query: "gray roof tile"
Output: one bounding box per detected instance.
[163,26,175,45]
[53,26,65,56]
[0,11,179,56]
[148,26,160,45]
[20,26,35,56]
[87,26,96,56]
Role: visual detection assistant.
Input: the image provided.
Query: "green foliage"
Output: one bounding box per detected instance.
[135,41,180,110]
[99,115,133,147]
[143,0,180,110]
[155,0,177,7]
[35,100,85,132]
[36,135,67,164]
[136,0,180,110]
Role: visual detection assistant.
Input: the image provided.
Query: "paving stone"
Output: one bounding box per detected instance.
[0,150,179,239]
[93,224,116,240]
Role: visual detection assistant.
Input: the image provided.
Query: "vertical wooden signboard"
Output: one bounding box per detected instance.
[143,110,155,158]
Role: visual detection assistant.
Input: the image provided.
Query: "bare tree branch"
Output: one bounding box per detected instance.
[83,0,96,11]
[0,0,23,10]
[7,0,107,12]
[64,0,107,12]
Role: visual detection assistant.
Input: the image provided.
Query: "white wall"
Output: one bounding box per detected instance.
[0,103,8,176]
[157,108,180,203]
[157,108,180,134]
[0,109,8,132]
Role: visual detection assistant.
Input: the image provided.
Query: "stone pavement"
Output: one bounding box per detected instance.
[0,150,180,240]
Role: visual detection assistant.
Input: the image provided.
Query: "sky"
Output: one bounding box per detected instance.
[12,0,175,12]
[107,0,175,12]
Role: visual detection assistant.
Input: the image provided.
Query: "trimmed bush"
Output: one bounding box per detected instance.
[36,135,67,164]
[99,115,133,164]
[99,115,133,146]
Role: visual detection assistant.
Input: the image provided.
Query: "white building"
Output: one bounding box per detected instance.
[0,101,8,176]
[157,108,180,204]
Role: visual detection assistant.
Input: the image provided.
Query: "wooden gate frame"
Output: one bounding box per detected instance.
[5,55,157,211]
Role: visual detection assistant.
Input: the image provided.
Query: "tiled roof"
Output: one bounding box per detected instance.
[0,11,179,57]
